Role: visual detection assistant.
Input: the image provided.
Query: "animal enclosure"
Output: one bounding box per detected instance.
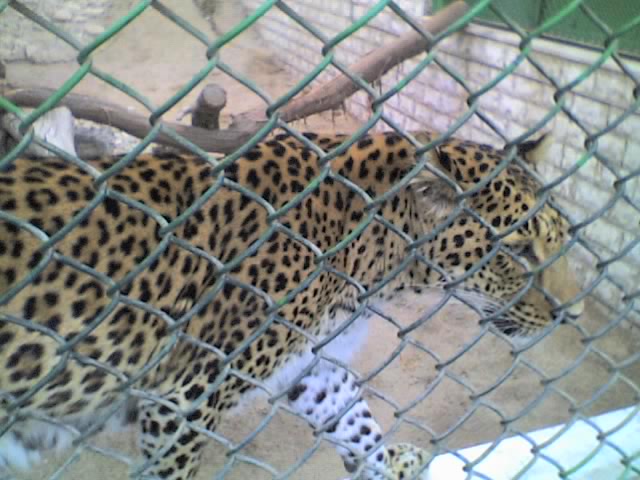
[0,1,639,479]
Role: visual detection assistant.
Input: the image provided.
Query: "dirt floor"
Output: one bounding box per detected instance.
[5,1,640,479]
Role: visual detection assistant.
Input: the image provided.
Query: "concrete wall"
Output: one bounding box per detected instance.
[0,0,133,63]
[242,0,639,311]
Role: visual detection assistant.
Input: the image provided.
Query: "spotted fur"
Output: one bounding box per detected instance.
[0,130,583,479]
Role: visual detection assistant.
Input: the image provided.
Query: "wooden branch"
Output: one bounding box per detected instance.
[233,0,470,127]
[2,87,252,154]
[2,1,469,154]
[151,84,228,156]
[190,84,227,130]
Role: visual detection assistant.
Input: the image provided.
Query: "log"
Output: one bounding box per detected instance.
[1,88,252,154]
[190,84,227,130]
[153,83,228,156]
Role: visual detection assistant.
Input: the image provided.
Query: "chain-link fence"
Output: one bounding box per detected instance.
[0,0,639,479]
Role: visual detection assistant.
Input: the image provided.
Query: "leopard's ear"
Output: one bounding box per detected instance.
[411,132,505,187]
[516,133,553,166]
[408,133,460,186]
[409,146,460,221]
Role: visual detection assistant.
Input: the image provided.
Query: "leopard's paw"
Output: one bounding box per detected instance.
[387,442,430,480]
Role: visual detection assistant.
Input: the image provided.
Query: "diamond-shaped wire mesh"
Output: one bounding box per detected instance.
[0,0,638,479]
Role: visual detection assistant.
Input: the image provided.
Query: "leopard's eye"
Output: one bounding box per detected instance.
[519,244,539,263]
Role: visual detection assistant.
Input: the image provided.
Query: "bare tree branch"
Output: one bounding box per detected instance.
[2,88,253,154]
[184,84,227,130]
[2,1,469,154]
[233,0,470,127]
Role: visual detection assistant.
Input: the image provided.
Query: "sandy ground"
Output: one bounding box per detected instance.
[5,1,640,479]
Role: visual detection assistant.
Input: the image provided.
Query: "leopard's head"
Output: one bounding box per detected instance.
[412,133,584,337]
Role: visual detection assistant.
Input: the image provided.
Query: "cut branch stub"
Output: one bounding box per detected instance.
[191,84,227,130]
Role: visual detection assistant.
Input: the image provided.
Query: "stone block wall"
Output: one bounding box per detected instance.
[0,0,133,63]
[242,0,639,312]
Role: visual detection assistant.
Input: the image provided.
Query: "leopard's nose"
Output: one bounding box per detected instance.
[556,300,584,323]
[566,298,585,319]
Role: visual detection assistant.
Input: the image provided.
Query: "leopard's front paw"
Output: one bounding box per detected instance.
[386,443,430,479]
[343,443,430,480]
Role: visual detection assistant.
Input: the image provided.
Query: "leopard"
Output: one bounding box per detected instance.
[0,128,584,480]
